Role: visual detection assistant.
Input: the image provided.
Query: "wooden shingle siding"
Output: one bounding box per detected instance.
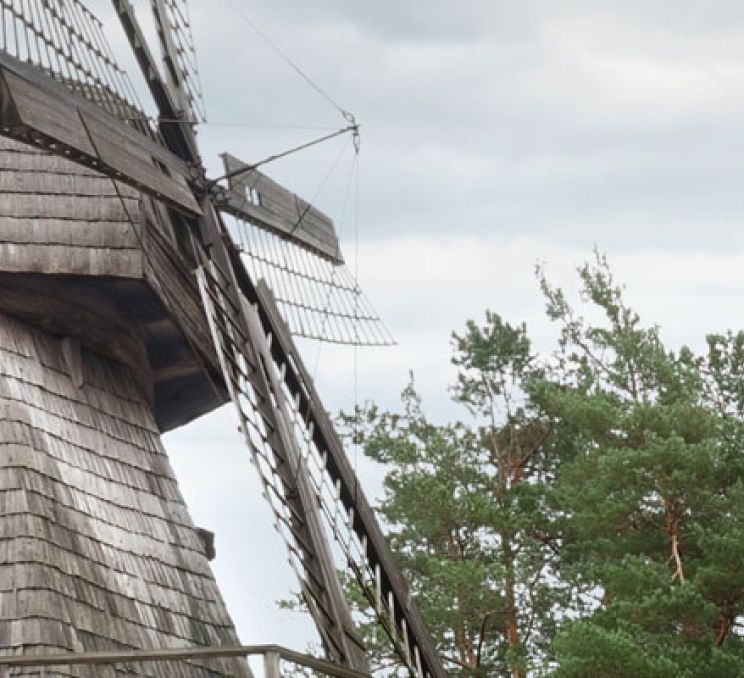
[0,220,136,248]
[0,313,251,677]
[0,244,144,278]
[0,136,228,430]
[0,138,144,282]
[0,194,139,222]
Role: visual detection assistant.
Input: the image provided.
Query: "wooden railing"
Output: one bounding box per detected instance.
[0,644,370,678]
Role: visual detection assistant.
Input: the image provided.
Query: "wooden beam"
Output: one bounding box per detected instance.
[110,0,199,163]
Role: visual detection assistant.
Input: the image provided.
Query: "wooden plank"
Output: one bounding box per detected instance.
[0,193,138,222]
[81,111,201,215]
[220,153,343,264]
[142,221,216,364]
[250,178,336,249]
[0,51,201,216]
[0,148,102,174]
[0,243,139,277]
[0,169,135,196]
[0,219,136,248]
[246,175,335,249]
[0,70,96,157]
[226,153,338,249]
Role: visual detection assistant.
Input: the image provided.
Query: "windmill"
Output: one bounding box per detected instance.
[0,2,445,677]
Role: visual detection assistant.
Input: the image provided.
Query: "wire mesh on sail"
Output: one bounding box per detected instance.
[278,351,426,675]
[153,0,205,122]
[197,260,433,676]
[232,215,395,346]
[0,0,154,137]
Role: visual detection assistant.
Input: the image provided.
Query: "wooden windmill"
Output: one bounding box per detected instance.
[0,2,445,677]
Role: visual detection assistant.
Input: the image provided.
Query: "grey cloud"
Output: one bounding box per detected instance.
[156,2,744,255]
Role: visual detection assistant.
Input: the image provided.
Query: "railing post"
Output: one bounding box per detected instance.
[264,650,281,678]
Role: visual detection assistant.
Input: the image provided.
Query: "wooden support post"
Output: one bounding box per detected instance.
[264,650,281,678]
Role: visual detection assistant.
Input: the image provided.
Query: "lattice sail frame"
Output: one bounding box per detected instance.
[151,0,205,122]
[232,215,395,346]
[197,259,435,677]
[0,0,154,136]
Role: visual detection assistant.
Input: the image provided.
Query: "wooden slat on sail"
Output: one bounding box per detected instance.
[0,53,201,216]
[219,152,343,264]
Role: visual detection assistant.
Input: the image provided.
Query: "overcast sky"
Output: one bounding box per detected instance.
[98,0,744,666]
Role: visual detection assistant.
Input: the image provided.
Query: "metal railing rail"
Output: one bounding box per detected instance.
[0,643,370,678]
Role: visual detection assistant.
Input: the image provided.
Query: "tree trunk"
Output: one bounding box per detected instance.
[449,531,478,671]
[504,572,526,678]
[715,601,735,646]
[497,430,527,678]
[664,500,685,583]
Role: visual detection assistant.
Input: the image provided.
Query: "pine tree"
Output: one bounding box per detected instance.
[531,253,744,676]
[347,313,565,676]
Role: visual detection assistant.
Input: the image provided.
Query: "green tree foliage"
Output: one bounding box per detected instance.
[347,313,564,676]
[531,253,744,676]
[331,253,744,677]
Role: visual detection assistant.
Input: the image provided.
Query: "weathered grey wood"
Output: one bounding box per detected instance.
[142,218,217,368]
[248,276,446,678]
[0,192,138,221]
[219,153,343,264]
[0,137,227,431]
[0,50,201,216]
[0,243,142,277]
[112,0,200,163]
[81,111,199,215]
[0,218,137,248]
[0,148,102,174]
[0,69,96,157]
[0,169,137,196]
[241,293,368,672]
[197,246,368,673]
[0,278,152,401]
[60,337,85,388]
[0,313,251,677]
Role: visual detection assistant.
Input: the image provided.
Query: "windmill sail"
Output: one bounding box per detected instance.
[0,0,151,132]
[0,1,446,676]
[220,153,395,346]
[0,53,201,214]
[151,0,206,123]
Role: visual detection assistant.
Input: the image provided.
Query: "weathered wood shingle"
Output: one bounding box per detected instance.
[0,137,144,281]
[0,135,228,432]
[0,309,250,676]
